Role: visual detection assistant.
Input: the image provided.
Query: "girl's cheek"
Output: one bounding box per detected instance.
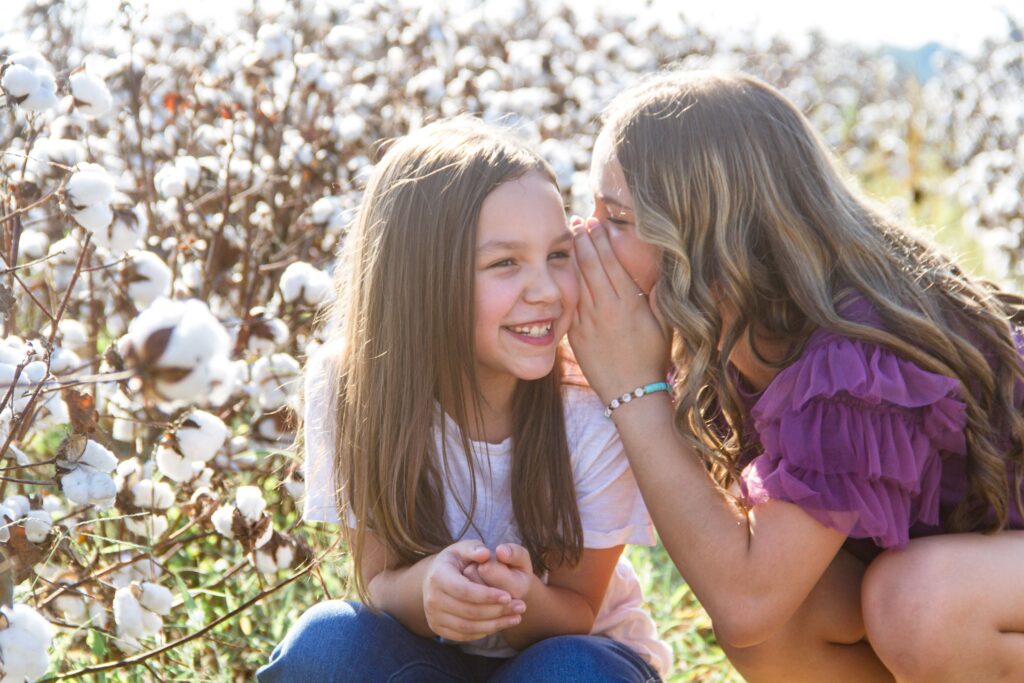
[557,267,580,308]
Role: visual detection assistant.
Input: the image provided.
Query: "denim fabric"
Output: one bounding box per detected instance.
[256,600,661,682]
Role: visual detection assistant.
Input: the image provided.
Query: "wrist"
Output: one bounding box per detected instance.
[603,380,671,418]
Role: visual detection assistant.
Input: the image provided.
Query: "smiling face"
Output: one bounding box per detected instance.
[589,131,661,294]
[473,171,578,394]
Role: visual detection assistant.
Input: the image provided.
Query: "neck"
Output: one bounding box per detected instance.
[457,373,518,444]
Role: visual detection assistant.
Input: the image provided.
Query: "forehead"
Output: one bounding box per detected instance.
[590,133,632,209]
[477,171,567,240]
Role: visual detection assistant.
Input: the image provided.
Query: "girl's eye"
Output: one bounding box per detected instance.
[607,217,631,228]
[488,258,515,268]
[549,250,571,261]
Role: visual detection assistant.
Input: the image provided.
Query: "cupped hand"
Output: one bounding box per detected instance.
[569,218,672,404]
[474,543,535,600]
[422,540,526,641]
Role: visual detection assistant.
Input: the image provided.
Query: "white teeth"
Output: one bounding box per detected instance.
[509,323,551,337]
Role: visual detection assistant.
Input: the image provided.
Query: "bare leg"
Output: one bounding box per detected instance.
[722,549,894,683]
[862,531,1024,683]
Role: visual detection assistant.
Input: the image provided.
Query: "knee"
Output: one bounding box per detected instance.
[862,543,963,680]
[504,636,636,682]
[257,600,377,681]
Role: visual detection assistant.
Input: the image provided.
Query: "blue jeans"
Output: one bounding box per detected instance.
[256,600,661,682]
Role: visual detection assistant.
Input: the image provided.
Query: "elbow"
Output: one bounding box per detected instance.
[709,597,782,650]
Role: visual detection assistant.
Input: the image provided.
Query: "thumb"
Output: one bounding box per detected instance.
[495,543,532,572]
[449,540,491,565]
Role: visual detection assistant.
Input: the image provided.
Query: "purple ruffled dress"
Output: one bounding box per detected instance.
[734,294,1024,562]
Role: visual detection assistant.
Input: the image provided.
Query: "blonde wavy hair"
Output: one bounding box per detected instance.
[600,70,1024,533]
[312,118,582,602]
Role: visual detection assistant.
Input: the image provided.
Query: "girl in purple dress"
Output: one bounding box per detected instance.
[570,70,1024,682]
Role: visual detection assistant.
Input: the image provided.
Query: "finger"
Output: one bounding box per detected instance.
[463,563,485,585]
[496,543,531,572]
[432,613,522,642]
[442,572,512,605]
[439,594,525,621]
[449,540,491,565]
[585,221,640,299]
[568,214,586,235]
[570,243,595,311]
[574,224,616,305]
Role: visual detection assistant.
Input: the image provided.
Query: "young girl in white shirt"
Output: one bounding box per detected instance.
[256,118,671,682]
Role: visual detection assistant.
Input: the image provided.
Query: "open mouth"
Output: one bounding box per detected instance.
[504,320,556,345]
[507,322,552,338]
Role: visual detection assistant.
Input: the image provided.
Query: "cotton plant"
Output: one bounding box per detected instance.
[244,307,290,356]
[122,250,172,308]
[56,438,118,509]
[154,156,201,199]
[278,261,333,308]
[0,495,52,544]
[68,67,113,118]
[1,52,59,111]
[118,297,231,403]
[64,162,115,234]
[154,409,228,483]
[114,458,175,538]
[250,353,301,412]
[112,581,175,654]
[211,485,273,553]
[0,603,55,682]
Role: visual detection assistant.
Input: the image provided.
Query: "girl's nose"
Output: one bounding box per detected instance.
[523,265,560,304]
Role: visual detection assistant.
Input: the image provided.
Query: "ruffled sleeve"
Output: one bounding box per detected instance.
[742,335,968,548]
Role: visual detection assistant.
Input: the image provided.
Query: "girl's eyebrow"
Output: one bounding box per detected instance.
[595,192,635,213]
[477,232,572,253]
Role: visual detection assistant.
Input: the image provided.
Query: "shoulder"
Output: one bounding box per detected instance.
[756,331,964,422]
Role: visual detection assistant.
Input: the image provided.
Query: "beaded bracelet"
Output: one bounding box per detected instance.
[603,382,671,418]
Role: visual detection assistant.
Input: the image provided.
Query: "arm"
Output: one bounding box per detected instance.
[358,532,527,641]
[570,222,846,648]
[472,543,623,650]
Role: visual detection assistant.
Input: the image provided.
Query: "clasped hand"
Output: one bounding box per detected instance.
[421,541,531,642]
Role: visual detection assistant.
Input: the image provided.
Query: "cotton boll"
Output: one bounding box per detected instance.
[0,603,54,682]
[154,445,200,483]
[131,479,174,510]
[1,64,39,98]
[211,504,235,538]
[20,78,59,111]
[254,548,278,574]
[69,69,113,118]
[23,509,52,543]
[60,466,93,506]
[93,203,145,254]
[87,470,117,509]
[124,514,168,538]
[53,593,87,624]
[175,411,227,463]
[279,262,334,306]
[251,353,301,410]
[113,586,145,639]
[58,320,88,352]
[154,163,187,198]
[138,583,174,615]
[49,346,81,375]
[124,250,172,308]
[235,486,266,523]
[79,440,117,473]
[3,495,30,519]
[66,163,115,208]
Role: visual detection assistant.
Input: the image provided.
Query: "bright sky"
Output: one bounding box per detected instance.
[3,0,1021,54]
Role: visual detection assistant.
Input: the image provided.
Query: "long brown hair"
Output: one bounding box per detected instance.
[601,70,1024,533]
[312,118,582,602]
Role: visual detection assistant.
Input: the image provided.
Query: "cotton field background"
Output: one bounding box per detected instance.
[0,0,1022,680]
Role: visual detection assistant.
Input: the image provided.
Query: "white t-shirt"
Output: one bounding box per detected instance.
[302,349,673,676]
